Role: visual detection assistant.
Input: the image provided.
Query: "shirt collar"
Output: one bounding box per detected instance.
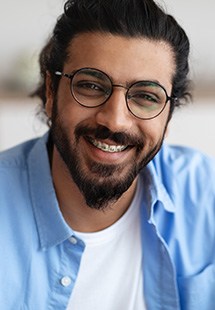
[27,132,73,250]
[140,158,175,222]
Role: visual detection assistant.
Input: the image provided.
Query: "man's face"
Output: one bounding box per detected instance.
[46,32,175,210]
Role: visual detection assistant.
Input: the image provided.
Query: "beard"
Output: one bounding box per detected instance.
[50,100,167,210]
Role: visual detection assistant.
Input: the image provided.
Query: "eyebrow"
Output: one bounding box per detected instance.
[86,70,106,80]
[70,68,163,88]
[136,81,161,87]
[72,68,108,81]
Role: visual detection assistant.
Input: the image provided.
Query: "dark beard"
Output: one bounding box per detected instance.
[50,101,166,210]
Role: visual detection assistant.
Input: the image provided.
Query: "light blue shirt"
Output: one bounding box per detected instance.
[0,132,215,310]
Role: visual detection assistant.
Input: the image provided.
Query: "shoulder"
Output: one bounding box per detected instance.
[152,145,215,275]
[0,137,43,204]
[0,138,39,169]
[156,143,215,167]
[0,136,47,244]
[153,143,215,185]
[151,144,215,224]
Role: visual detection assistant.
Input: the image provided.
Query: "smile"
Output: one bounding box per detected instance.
[88,138,128,153]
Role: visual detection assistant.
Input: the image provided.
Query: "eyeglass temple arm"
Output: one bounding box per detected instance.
[55,71,62,76]
[55,71,72,78]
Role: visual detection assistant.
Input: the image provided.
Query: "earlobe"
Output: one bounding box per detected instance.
[45,71,54,118]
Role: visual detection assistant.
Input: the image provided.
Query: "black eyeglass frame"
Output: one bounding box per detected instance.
[55,67,176,120]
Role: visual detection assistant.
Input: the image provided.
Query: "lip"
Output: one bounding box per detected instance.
[82,136,133,163]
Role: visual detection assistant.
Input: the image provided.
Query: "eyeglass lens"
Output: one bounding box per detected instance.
[71,68,168,119]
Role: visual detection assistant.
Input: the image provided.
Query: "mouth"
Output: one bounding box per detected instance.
[86,136,129,153]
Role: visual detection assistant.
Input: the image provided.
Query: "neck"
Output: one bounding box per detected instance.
[51,148,138,233]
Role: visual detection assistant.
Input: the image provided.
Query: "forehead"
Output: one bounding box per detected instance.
[64,32,175,88]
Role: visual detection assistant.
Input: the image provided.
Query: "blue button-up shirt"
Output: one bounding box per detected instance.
[0,133,215,310]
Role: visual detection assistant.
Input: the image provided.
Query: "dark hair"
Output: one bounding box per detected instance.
[33,0,191,117]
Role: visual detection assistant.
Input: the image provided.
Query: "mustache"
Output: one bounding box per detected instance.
[75,125,144,148]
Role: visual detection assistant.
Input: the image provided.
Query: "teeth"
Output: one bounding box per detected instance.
[90,139,127,152]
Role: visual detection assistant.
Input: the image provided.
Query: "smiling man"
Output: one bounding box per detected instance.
[0,0,215,309]
[48,33,174,222]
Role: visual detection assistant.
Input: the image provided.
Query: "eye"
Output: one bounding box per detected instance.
[73,80,107,98]
[132,92,159,103]
[128,91,161,106]
[77,81,104,91]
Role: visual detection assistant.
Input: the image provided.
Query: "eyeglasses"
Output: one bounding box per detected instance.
[55,67,175,120]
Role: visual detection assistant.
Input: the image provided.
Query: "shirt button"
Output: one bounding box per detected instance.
[61,276,72,287]
[69,236,78,245]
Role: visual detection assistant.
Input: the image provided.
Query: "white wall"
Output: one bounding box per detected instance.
[0,98,47,151]
[0,0,64,74]
[164,0,215,83]
[167,99,215,156]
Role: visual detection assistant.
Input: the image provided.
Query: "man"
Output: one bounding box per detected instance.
[0,0,215,309]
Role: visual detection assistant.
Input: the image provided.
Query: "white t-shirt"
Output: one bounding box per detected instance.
[67,178,146,310]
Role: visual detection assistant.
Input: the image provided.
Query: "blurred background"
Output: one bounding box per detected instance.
[0,0,215,155]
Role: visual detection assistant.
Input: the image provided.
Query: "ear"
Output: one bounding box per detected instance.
[45,71,54,119]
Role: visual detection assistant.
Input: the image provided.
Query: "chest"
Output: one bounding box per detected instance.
[67,213,146,310]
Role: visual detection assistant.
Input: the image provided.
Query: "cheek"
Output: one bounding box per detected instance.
[149,105,170,135]
[57,87,104,127]
[57,84,82,120]
[56,95,97,132]
[138,114,169,142]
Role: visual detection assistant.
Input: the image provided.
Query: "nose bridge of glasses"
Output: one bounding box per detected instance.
[102,83,130,119]
[112,84,129,91]
[95,84,133,131]
[107,84,129,109]
[110,84,129,101]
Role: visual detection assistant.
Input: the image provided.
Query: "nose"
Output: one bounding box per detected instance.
[95,87,133,133]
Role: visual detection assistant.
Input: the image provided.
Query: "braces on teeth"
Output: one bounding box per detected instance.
[91,139,127,152]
